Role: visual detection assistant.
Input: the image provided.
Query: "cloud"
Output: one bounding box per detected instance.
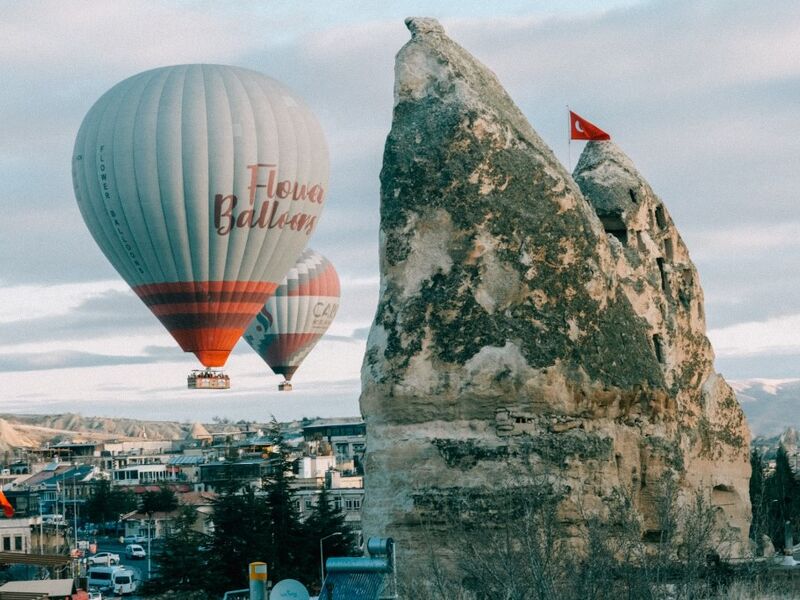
[709,313,800,358]
[0,349,171,373]
[0,286,157,346]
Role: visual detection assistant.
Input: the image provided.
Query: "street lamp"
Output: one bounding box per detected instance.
[319,532,342,589]
[147,514,152,581]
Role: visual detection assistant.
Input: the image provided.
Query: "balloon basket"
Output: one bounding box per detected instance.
[278,381,293,392]
[187,369,230,390]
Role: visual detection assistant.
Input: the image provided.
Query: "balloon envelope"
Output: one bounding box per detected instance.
[72,64,328,367]
[244,249,340,382]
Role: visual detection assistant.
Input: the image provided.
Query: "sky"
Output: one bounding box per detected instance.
[1,0,799,422]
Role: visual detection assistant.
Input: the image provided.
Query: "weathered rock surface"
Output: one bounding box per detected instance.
[360,17,750,571]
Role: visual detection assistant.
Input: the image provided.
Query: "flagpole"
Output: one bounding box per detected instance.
[567,105,571,173]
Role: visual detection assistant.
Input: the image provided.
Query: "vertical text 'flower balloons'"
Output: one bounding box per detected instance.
[243,249,340,391]
[71,65,328,373]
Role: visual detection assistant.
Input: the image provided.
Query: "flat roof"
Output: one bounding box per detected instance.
[0,579,73,594]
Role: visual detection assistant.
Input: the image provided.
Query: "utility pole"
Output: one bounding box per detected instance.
[38,497,43,554]
[147,515,152,580]
[73,476,78,551]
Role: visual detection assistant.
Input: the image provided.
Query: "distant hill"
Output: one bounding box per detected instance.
[0,413,247,453]
[731,379,800,437]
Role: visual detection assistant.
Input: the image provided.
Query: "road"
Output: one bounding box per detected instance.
[85,537,163,599]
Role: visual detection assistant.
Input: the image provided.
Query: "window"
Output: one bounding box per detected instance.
[305,498,313,509]
[654,205,667,230]
[652,334,665,364]
[14,536,22,551]
[3,537,10,551]
[335,443,350,457]
[345,498,361,511]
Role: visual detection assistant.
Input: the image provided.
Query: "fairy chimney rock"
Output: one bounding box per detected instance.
[360,18,750,573]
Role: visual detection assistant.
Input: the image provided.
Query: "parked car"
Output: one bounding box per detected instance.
[87,590,103,600]
[87,551,120,566]
[122,534,146,544]
[125,544,146,559]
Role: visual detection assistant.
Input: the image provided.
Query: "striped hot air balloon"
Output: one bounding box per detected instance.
[244,249,340,391]
[71,64,328,375]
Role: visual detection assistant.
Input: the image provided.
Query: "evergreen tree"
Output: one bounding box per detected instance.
[205,480,272,594]
[141,486,179,515]
[263,420,307,584]
[765,444,800,548]
[749,448,767,550]
[147,506,209,592]
[85,480,137,527]
[304,485,359,590]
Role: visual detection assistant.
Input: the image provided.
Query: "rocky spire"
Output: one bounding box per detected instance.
[360,18,750,575]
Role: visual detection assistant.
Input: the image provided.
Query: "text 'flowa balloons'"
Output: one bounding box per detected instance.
[244,249,340,391]
[72,64,328,369]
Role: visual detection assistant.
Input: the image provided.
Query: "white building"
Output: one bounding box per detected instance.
[112,464,176,486]
[0,518,33,553]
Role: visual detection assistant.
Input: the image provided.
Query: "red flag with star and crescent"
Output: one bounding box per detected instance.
[570,111,610,141]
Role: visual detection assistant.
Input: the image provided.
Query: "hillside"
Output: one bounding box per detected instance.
[0,413,201,453]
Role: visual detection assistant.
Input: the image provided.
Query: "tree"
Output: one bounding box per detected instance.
[146,506,209,593]
[205,481,272,594]
[141,486,179,515]
[749,448,768,552]
[84,480,137,527]
[304,485,359,590]
[765,444,800,549]
[262,421,308,585]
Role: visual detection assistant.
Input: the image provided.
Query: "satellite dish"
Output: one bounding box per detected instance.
[271,579,310,600]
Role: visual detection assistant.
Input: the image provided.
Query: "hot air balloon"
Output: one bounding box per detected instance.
[244,249,340,391]
[71,65,328,387]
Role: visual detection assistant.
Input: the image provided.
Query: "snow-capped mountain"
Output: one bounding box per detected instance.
[731,379,800,437]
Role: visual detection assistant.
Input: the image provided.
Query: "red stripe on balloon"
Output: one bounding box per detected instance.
[286,263,340,297]
[132,280,277,367]
[149,302,266,317]
[262,332,322,375]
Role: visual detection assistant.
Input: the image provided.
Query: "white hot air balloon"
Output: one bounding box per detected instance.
[244,249,340,391]
[71,65,328,387]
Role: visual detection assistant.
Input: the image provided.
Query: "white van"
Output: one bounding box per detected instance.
[87,566,137,595]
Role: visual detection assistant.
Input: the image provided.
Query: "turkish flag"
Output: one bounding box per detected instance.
[0,490,13,518]
[570,111,610,141]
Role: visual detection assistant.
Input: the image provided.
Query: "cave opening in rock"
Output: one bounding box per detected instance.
[601,216,628,245]
[656,257,670,293]
[663,238,674,261]
[655,205,667,229]
[629,189,638,204]
[652,334,665,364]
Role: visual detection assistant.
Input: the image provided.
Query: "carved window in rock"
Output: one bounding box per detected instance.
[656,258,670,294]
[652,334,665,364]
[663,238,674,261]
[654,205,667,230]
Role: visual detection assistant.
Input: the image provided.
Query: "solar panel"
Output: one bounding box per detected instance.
[318,572,385,600]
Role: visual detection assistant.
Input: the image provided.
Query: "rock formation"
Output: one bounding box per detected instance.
[360,17,750,571]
